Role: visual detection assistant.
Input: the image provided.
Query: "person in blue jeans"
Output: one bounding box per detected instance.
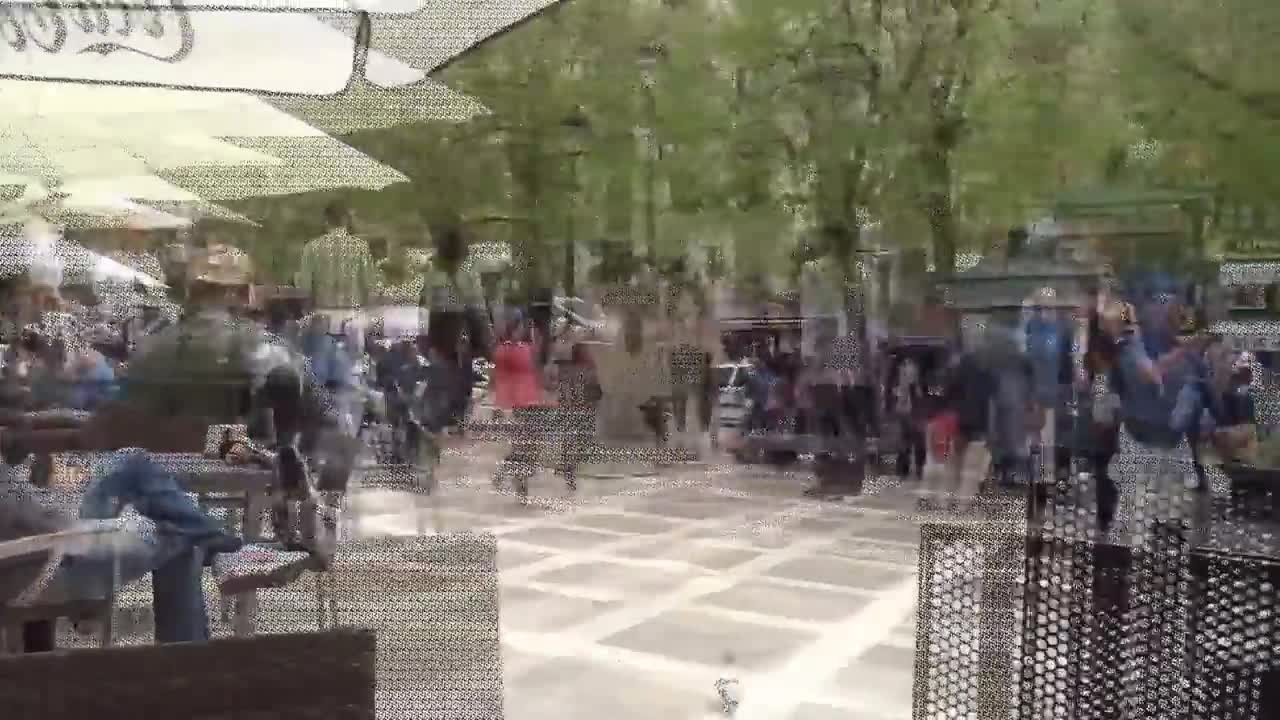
[4,450,240,650]
[68,451,241,642]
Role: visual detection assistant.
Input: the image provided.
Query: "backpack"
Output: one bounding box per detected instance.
[421,269,493,360]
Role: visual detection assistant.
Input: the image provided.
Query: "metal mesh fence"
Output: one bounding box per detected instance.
[914,461,1280,720]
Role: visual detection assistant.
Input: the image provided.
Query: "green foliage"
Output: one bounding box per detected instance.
[219,0,1273,287]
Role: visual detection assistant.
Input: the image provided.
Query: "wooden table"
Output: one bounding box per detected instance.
[149,453,314,637]
[0,521,126,653]
[0,521,123,564]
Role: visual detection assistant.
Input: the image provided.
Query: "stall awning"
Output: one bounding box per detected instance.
[721,317,804,330]
[1210,319,1280,351]
[942,256,1104,311]
[1220,262,1280,286]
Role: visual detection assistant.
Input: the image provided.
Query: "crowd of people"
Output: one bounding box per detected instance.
[0,208,612,654]
[724,272,1264,527]
[2,198,1273,658]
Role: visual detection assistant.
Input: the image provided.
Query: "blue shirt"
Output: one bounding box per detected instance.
[68,355,117,411]
[1116,332,1206,447]
[305,334,355,389]
[1026,314,1066,405]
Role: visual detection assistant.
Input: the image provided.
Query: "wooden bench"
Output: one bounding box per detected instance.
[0,628,376,720]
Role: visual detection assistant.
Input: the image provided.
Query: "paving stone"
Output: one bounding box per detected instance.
[498,545,553,570]
[622,498,747,520]
[346,511,428,537]
[501,645,543,683]
[697,579,869,623]
[614,539,761,571]
[566,511,680,535]
[787,702,905,720]
[829,645,915,715]
[827,538,920,567]
[505,657,708,720]
[859,521,923,546]
[499,585,620,633]
[501,526,628,551]
[686,522,799,549]
[346,488,430,514]
[764,557,911,592]
[783,515,864,537]
[532,560,694,596]
[349,508,505,536]
[601,608,816,671]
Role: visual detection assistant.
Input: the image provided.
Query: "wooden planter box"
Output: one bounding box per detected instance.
[0,628,376,720]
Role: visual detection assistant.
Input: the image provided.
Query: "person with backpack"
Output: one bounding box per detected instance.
[1105,273,1221,550]
[1085,286,1133,532]
[554,330,603,491]
[886,354,926,480]
[418,224,493,437]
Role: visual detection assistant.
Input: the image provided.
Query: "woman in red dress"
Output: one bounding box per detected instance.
[491,312,555,502]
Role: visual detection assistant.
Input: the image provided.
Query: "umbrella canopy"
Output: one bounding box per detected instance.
[0,222,166,287]
[88,253,167,288]
[0,193,191,232]
[943,255,1105,312]
[319,0,568,75]
[1210,320,1280,352]
[269,79,488,133]
[0,80,328,138]
[0,120,281,185]
[2,81,408,199]
[161,136,408,199]
[1220,261,1280,287]
[52,177,258,225]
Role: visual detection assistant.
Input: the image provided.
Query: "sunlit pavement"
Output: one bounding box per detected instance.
[348,444,923,720]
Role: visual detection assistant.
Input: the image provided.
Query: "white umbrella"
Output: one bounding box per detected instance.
[54,196,191,231]
[56,177,258,225]
[0,125,281,182]
[269,78,488,133]
[0,81,328,138]
[90,253,166,288]
[1,88,407,199]
[162,135,409,200]
[0,221,166,287]
[6,176,257,224]
[0,191,191,231]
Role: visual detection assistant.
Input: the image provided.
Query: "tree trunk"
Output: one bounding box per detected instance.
[925,146,957,275]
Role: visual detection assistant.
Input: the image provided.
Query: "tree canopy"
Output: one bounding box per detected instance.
[214,0,1276,287]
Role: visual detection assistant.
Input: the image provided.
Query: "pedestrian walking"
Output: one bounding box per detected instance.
[555,334,602,491]
[491,312,555,502]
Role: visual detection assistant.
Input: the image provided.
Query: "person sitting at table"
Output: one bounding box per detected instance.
[3,243,341,647]
[2,449,244,647]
